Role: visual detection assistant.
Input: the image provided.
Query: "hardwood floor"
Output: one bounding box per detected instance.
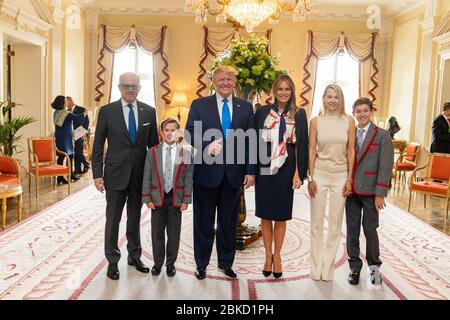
[2,171,449,236]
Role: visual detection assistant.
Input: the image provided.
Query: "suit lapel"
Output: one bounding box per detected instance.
[357,123,378,165]
[230,96,240,130]
[156,144,164,188]
[114,100,129,139]
[172,145,183,186]
[136,100,145,141]
[359,123,374,154]
[211,94,222,130]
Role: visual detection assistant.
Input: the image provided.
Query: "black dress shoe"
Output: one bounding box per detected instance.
[71,174,80,181]
[273,272,283,279]
[151,265,161,276]
[57,177,69,185]
[166,265,176,277]
[128,258,150,273]
[107,263,120,280]
[348,271,360,285]
[262,270,272,277]
[195,267,206,280]
[218,265,237,278]
[81,166,90,174]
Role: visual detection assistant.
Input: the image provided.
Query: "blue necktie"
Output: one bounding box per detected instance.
[127,104,137,144]
[221,98,231,139]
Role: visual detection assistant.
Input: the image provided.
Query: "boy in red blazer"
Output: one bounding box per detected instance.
[142,118,193,277]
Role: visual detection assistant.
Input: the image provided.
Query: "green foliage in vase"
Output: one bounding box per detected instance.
[209,34,285,97]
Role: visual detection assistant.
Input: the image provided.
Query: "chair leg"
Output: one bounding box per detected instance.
[1,198,6,230]
[393,170,397,189]
[17,193,22,222]
[36,178,39,199]
[424,194,427,208]
[445,199,449,220]
[408,190,413,211]
[68,174,71,195]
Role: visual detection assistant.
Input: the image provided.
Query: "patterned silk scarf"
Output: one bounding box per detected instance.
[262,104,296,175]
[53,109,71,127]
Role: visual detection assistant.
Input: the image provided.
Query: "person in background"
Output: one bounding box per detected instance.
[51,95,84,184]
[308,83,355,282]
[66,96,90,176]
[430,102,450,154]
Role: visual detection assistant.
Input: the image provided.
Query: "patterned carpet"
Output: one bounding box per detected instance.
[0,185,449,300]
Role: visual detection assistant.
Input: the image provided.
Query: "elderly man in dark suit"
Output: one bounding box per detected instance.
[66,96,90,175]
[92,72,159,280]
[186,65,256,280]
[431,102,450,154]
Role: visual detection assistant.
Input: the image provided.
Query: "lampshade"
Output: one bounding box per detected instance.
[170,92,188,107]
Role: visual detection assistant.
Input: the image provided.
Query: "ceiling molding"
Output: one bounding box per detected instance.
[0,1,52,40]
[431,10,450,38]
[31,0,54,24]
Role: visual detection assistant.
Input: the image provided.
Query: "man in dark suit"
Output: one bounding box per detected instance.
[92,72,159,280]
[66,96,90,175]
[185,65,256,280]
[431,102,450,154]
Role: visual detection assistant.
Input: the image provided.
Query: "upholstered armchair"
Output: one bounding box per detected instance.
[0,156,22,229]
[408,152,450,219]
[27,137,71,198]
[393,142,420,188]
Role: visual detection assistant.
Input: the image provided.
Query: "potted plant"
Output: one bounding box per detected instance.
[0,101,36,156]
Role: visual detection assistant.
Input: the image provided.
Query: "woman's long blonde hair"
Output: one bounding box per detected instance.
[319,83,346,117]
[271,74,298,119]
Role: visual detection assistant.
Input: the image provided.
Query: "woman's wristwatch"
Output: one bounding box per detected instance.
[307,175,313,182]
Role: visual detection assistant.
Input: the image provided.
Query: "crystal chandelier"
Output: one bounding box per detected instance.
[185,0,316,33]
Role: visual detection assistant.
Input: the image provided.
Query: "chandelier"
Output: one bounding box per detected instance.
[185,0,316,33]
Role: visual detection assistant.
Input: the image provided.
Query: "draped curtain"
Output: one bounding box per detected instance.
[196,26,273,98]
[299,31,379,115]
[95,25,172,121]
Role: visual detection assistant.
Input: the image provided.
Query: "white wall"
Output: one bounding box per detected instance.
[11,44,44,164]
[388,18,420,140]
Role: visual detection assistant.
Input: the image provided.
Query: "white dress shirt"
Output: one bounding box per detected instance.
[357,122,371,146]
[121,98,139,131]
[216,93,233,124]
[162,142,177,181]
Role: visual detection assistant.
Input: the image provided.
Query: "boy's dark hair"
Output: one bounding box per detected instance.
[443,102,450,111]
[352,97,374,111]
[160,118,180,131]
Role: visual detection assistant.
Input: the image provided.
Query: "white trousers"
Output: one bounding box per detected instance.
[310,168,347,281]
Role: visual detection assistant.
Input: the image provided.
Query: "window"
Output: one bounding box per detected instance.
[110,46,156,107]
[311,48,359,117]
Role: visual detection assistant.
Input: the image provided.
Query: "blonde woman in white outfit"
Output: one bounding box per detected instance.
[308,84,355,281]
